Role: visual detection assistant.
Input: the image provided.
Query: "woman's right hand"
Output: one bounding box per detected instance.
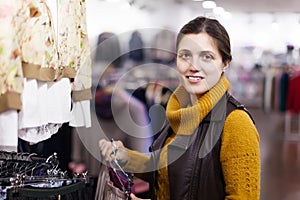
[98,139,128,165]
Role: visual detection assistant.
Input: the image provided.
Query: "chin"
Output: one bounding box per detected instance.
[184,85,207,95]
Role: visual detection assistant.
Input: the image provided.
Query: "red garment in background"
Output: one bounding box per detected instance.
[286,75,300,114]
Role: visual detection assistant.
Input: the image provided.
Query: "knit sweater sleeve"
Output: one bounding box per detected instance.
[220,109,260,200]
[123,148,151,173]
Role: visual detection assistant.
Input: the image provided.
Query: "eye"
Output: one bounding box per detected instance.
[178,52,192,60]
[200,53,213,62]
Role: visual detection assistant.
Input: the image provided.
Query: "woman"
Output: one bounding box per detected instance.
[99,16,260,200]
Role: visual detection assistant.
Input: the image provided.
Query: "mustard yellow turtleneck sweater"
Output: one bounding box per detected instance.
[124,76,260,200]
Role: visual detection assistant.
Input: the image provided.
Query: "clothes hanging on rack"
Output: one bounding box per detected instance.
[0,151,94,200]
[94,32,122,67]
[284,73,300,134]
[286,74,300,114]
[128,31,144,62]
[15,0,72,143]
[262,67,291,113]
[58,0,92,128]
[0,0,92,148]
[260,65,300,134]
[0,111,18,152]
[0,0,24,151]
[279,68,290,112]
[151,29,176,64]
[262,69,276,113]
[0,0,23,113]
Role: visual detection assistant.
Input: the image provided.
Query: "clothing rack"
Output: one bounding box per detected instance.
[284,71,300,139]
[0,151,91,200]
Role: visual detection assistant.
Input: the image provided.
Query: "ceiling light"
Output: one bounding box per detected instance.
[222,11,232,19]
[202,1,216,9]
[213,6,224,15]
[271,19,279,30]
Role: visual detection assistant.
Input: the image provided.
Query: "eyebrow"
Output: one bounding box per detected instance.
[178,48,217,56]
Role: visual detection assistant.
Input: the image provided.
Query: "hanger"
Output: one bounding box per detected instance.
[110,139,134,199]
[0,151,88,190]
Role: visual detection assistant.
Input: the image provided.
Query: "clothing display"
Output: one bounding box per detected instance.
[15,0,59,82]
[15,0,66,142]
[0,151,93,200]
[0,0,24,150]
[58,0,92,102]
[260,66,300,114]
[284,73,300,134]
[18,78,72,143]
[94,32,122,67]
[0,110,18,152]
[286,74,300,114]
[151,29,176,64]
[0,0,92,150]
[0,0,23,112]
[129,31,144,62]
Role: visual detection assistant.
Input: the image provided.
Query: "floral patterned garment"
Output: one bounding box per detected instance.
[15,0,59,81]
[0,0,23,112]
[58,0,92,101]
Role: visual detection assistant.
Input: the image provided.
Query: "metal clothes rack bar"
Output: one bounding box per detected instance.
[6,181,86,199]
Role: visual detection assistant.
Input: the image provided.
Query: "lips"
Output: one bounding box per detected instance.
[187,76,200,80]
[185,75,204,83]
[186,75,204,80]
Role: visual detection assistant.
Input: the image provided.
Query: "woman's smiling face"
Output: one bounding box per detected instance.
[176,32,228,95]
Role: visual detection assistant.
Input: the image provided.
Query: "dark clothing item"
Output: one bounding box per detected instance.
[286,75,300,114]
[148,93,253,200]
[129,31,144,62]
[95,32,122,67]
[18,123,73,174]
[279,71,290,112]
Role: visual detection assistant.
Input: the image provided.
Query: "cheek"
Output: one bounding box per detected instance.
[176,60,189,74]
[205,65,222,84]
[205,62,223,74]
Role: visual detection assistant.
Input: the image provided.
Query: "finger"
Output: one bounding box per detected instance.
[99,140,113,162]
[103,143,114,161]
[98,139,108,151]
[99,140,109,155]
[130,193,137,200]
[115,148,126,161]
[115,140,124,149]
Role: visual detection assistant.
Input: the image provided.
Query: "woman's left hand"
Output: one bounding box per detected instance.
[130,193,151,200]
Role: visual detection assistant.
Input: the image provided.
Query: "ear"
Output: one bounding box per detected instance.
[222,62,229,72]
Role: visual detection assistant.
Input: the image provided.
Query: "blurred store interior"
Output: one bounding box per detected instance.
[84,1,300,199]
[1,0,300,199]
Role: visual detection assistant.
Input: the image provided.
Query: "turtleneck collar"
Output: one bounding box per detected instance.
[166,76,230,135]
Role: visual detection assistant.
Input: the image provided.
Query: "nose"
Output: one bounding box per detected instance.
[189,57,201,71]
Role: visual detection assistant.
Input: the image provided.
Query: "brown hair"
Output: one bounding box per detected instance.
[176,16,232,64]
